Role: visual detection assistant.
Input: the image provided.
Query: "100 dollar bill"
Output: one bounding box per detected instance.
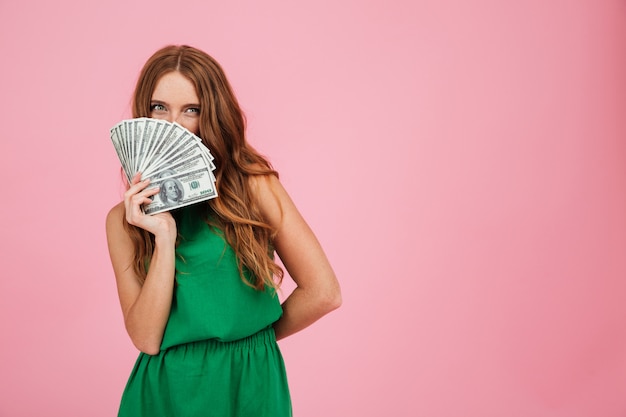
[142,167,218,215]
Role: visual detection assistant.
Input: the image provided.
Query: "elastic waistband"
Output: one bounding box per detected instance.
[217,326,277,349]
[166,326,278,353]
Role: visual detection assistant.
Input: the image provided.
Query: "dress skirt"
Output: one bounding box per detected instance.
[118,327,292,417]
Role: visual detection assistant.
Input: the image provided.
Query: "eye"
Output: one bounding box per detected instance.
[185,107,200,114]
[150,103,166,112]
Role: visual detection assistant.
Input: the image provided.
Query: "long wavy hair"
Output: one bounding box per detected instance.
[124,45,283,290]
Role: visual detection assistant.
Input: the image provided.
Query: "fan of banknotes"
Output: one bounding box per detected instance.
[110,118,218,215]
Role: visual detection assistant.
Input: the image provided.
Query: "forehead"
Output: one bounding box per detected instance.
[151,71,199,102]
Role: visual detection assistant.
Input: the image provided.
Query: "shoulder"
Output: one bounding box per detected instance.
[106,201,126,236]
[248,171,282,197]
[248,172,290,229]
[105,202,136,268]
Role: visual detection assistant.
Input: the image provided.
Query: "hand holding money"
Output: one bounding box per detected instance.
[110,118,218,215]
[123,174,177,241]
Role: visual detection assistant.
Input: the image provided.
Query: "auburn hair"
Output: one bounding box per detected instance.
[124,45,283,290]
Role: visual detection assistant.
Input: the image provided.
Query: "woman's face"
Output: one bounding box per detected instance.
[150,71,201,135]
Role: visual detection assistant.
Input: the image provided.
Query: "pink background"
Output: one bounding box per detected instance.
[1,1,625,416]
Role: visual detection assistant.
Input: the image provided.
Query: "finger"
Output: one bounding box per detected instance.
[129,187,160,206]
[124,178,151,199]
[126,187,160,223]
[138,186,160,197]
[125,197,151,224]
[130,172,143,185]
[125,188,150,216]
[128,190,158,211]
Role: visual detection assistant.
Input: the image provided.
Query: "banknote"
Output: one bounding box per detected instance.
[109,118,218,214]
[142,167,218,215]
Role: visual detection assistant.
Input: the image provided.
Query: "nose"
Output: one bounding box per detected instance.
[174,113,185,125]
[164,111,181,124]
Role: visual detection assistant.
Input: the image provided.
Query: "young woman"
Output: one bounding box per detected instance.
[106,45,341,416]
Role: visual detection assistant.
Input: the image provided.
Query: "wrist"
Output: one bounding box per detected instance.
[154,230,177,249]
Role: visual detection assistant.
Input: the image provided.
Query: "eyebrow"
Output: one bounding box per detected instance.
[150,100,201,107]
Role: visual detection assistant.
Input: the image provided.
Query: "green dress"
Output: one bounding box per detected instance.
[118,205,291,416]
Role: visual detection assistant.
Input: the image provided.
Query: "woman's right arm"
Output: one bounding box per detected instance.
[105,176,177,355]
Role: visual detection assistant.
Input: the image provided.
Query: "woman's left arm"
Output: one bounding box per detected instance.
[253,174,342,340]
